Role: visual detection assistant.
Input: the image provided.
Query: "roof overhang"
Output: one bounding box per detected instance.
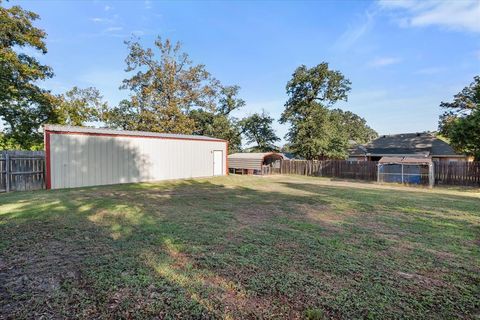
[379,156,433,165]
[43,124,227,142]
[228,152,285,161]
[431,154,466,158]
[367,153,430,157]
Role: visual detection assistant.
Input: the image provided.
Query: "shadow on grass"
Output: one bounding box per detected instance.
[0,177,479,319]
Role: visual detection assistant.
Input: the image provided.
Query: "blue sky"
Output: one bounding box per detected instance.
[12,0,480,143]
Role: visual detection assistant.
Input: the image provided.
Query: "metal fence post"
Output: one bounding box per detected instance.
[401,164,404,184]
[5,152,10,192]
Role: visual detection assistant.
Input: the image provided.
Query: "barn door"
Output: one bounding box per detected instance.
[213,150,223,176]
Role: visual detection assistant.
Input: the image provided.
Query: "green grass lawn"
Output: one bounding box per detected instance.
[0,175,479,319]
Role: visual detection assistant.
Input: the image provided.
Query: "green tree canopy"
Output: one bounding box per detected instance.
[0,2,55,149]
[53,87,106,126]
[280,63,359,159]
[217,85,245,116]
[102,99,139,130]
[118,37,221,134]
[439,76,480,160]
[330,109,378,144]
[189,109,242,153]
[0,3,107,150]
[240,110,279,152]
[106,37,246,153]
[188,84,245,153]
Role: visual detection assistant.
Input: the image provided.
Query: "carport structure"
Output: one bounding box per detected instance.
[228,152,285,175]
[377,156,434,187]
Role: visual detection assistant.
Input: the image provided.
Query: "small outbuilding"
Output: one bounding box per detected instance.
[228,152,285,175]
[377,156,434,187]
[45,125,227,189]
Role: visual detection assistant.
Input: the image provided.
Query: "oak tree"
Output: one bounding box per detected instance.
[280,63,352,159]
[439,76,480,160]
[0,2,54,149]
[240,110,279,152]
[119,37,220,134]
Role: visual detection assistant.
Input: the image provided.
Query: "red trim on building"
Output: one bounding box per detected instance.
[46,130,227,143]
[225,141,229,175]
[45,129,229,187]
[45,131,51,190]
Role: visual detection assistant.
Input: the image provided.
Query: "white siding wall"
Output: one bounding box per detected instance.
[49,133,226,189]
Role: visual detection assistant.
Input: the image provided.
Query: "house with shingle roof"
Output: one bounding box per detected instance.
[348,132,471,163]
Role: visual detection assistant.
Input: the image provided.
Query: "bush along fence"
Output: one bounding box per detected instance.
[262,160,480,187]
[0,151,45,192]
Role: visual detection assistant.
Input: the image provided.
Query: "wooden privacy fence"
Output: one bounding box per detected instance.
[434,161,480,186]
[265,160,378,181]
[263,160,480,187]
[0,151,45,193]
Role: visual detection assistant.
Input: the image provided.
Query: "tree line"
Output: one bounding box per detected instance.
[1,3,478,160]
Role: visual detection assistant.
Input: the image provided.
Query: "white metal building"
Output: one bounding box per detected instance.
[44,125,227,189]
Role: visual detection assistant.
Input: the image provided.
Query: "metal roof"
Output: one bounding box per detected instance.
[379,156,433,165]
[228,152,286,160]
[44,124,226,142]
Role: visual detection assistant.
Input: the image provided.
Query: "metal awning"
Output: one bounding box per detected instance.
[378,156,432,165]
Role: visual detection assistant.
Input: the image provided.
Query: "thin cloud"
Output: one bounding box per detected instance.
[415,67,445,75]
[369,57,402,67]
[90,17,114,24]
[104,5,112,11]
[378,0,480,33]
[131,30,145,36]
[335,9,376,51]
[105,27,123,32]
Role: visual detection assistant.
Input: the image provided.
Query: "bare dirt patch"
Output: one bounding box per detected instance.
[0,225,110,318]
[396,271,447,288]
[297,203,351,224]
[235,206,279,227]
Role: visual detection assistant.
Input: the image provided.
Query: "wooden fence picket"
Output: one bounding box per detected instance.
[267,159,480,187]
[0,151,45,193]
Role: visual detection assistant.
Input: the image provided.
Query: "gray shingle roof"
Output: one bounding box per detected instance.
[350,133,462,157]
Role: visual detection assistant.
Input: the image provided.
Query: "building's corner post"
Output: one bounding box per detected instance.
[45,131,51,190]
[225,141,229,176]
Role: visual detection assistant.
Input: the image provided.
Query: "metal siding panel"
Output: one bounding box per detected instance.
[120,138,127,183]
[87,136,95,187]
[79,135,86,187]
[111,136,118,184]
[91,137,98,186]
[51,134,60,189]
[65,135,71,188]
[106,137,113,185]
[228,158,262,170]
[50,133,226,189]
[96,137,102,185]
[76,135,84,187]
[54,134,60,189]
